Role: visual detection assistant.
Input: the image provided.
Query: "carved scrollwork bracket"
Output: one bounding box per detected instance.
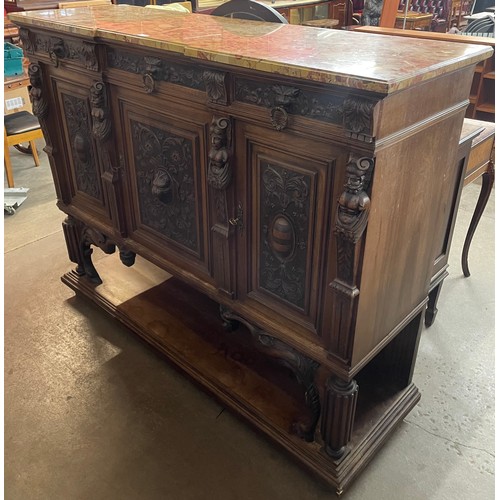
[142,56,162,93]
[270,85,300,131]
[343,97,376,143]
[220,306,321,442]
[62,216,135,285]
[203,70,228,105]
[208,117,232,190]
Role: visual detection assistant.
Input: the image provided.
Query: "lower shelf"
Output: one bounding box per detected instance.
[61,255,421,494]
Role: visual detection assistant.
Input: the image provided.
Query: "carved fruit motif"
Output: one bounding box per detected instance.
[269,214,295,260]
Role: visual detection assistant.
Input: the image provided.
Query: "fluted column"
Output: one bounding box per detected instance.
[321,376,358,459]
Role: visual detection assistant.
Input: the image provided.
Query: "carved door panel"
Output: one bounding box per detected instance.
[112,89,211,279]
[235,122,344,336]
[51,75,110,222]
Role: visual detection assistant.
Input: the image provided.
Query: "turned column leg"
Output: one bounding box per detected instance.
[321,376,358,459]
[462,163,495,278]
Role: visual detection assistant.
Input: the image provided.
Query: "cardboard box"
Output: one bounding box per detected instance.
[4,77,32,115]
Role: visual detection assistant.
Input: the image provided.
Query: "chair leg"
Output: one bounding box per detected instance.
[4,143,14,188]
[30,140,41,167]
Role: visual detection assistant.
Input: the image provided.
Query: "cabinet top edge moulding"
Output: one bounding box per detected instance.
[8,5,492,95]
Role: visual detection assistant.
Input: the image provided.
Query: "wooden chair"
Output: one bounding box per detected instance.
[211,0,288,22]
[4,111,44,188]
[58,0,111,8]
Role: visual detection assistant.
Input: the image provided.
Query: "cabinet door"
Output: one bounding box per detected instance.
[112,88,212,279]
[235,121,345,336]
[51,72,110,222]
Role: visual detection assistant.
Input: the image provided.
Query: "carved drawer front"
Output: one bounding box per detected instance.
[116,97,210,276]
[54,79,108,217]
[237,124,339,334]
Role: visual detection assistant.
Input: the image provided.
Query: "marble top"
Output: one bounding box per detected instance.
[9,5,492,94]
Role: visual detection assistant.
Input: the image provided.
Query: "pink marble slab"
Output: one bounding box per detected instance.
[9,5,492,94]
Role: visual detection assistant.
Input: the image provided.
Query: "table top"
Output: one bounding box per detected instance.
[9,5,492,94]
[395,11,434,19]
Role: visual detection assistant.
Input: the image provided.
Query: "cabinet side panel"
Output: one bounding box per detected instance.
[352,110,465,367]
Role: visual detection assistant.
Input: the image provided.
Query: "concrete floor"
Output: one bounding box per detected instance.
[4,141,495,500]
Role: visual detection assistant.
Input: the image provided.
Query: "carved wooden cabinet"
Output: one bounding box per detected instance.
[11,6,491,494]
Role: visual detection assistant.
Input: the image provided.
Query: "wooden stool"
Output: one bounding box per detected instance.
[4,111,44,188]
[302,18,340,28]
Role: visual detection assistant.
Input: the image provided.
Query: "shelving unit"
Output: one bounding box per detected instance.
[472,56,495,121]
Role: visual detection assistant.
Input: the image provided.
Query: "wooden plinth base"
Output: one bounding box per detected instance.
[61,256,420,495]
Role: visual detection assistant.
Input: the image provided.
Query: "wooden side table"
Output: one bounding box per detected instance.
[461,119,495,277]
[394,11,433,30]
[425,118,495,326]
[302,18,339,27]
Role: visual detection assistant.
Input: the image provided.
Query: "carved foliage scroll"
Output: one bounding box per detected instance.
[260,163,310,309]
[220,306,321,443]
[66,40,99,71]
[62,93,102,200]
[131,120,198,253]
[203,70,228,105]
[343,98,375,143]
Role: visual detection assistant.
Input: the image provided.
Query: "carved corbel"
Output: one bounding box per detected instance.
[328,154,374,359]
[28,63,49,120]
[90,81,127,235]
[207,117,232,190]
[220,306,321,442]
[270,85,300,131]
[19,28,34,54]
[142,56,162,93]
[203,70,229,105]
[335,155,373,243]
[343,97,375,143]
[90,81,112,143]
